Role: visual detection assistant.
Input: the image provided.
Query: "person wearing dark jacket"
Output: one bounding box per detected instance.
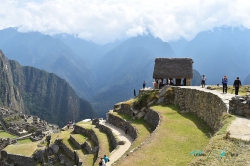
[222,75,228,93]
[233,77,242,95]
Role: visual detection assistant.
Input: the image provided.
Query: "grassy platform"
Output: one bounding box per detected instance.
[116,105,213,166]
[4,142,38,157]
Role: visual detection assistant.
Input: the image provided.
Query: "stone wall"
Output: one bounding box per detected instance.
[1,150,36,166]
[229,96,250,117]
[83,142,93,154]
[97,123,118,149]
[73,125,99,162]
[113,103,160,129]
[107,114,138,141]
[170,87,227,131]
[55,139,82,165]
[143,108,160,128]
[70,135,84,149]
[114,103,133,116]
[74,125,99,147]
[58,140,75,160]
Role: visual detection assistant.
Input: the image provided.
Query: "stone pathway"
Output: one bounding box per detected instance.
[181,86,250,141]
[99,120,133,166]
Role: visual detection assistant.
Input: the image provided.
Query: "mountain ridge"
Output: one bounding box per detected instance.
[0,50,95,127]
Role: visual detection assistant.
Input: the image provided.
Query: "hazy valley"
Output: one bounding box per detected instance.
[1,27,250,119]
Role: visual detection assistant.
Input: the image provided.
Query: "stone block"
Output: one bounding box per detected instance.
[135,111,146,119]
[118,140,126,145]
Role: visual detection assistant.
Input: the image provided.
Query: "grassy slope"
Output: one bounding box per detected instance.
[0,131,16,138]
[116,105,212,166]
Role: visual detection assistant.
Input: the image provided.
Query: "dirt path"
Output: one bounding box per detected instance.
[182,86,250,141]
[99,120,133,166]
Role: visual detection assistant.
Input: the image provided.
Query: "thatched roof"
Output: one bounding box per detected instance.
[153,58,193,78]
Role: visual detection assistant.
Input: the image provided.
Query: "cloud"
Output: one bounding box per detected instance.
[1,0,250,44]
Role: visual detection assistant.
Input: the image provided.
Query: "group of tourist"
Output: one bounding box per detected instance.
[201,75,242,95]
[150,78,175,89]
[99,155,110,166]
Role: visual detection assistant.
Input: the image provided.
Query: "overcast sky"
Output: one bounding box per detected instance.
[1,0,250,44]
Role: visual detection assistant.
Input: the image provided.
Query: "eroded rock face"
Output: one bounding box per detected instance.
[49,143,59,154]
[33,148,45,162]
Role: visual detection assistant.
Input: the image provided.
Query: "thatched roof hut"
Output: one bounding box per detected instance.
[153,58,193,79]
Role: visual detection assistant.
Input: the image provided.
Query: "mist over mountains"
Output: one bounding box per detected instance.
[0,27,250,118]
[169,27,250,85]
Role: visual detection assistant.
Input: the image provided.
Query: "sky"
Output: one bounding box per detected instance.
[1,0,250,44]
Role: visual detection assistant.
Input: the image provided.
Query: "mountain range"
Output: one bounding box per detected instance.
[169,27,250,85]
[1,27,250,119]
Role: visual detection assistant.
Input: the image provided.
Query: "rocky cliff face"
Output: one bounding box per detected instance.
[0,50,95,127]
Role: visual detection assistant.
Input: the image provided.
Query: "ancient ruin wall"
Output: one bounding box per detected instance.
[107,114,138,141]
[171,87,227,131]
[143,108,160,128]
[229,97,250,117]
[70,135,84,149]
[1,150,36,166]
[74,125,99,146]
[97,123,118,149]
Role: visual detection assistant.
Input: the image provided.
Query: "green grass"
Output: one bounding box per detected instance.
[116,105,213,166]
[4,142,38,156]
[0,131,16,138]
[189,113,250,166]
[18,138,32,144]
[93,127,112,165]
[71,133,87,144]
[76,121,93,130]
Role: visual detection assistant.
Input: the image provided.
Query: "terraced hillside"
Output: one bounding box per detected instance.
[1,86,250,166]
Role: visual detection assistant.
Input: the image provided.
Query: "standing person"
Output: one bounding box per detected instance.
[222,75,228,94]
[233,77,242,95]
[201,75,206,88]
[99,157,105,166]
[124,125,128,134]
[67,123,70,129]
[104,155,110,163]
[183,78,186,86]
[143,81,146,89]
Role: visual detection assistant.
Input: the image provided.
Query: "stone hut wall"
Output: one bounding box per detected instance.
[96,123,118,149]
[171,87,227,131]
[107,114,138,141]
[229,97,250,117]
